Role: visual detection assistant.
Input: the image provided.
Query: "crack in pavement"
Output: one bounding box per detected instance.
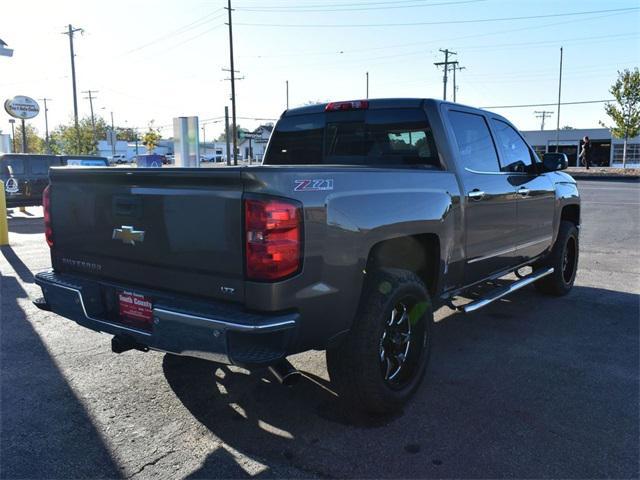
[126,449,176,479]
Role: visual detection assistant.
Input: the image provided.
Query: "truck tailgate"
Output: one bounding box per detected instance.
[49,168,245,302]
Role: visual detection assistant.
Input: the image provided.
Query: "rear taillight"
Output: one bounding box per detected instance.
[325,100,369,111]
[43,185,53,248]
[245,197,302,281]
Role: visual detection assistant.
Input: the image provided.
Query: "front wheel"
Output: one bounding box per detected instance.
[326,268,433,414]
[535,220,579,296]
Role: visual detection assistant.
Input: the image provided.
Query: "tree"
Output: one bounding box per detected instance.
[141,121,161,152]
[117,127,137,142]
[13,124,45,153]
[49,116,109,155]
[600,68,640,167]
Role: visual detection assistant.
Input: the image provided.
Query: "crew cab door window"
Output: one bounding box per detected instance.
[491,119,535,173]
[447,109,518,284]
[447,111,500,172]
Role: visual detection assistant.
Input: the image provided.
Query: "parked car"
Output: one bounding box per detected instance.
[109,154,128,165]
[1,153,60,207]
[34,98,579,414]
[59,155,109,167]
[133,154,165,167]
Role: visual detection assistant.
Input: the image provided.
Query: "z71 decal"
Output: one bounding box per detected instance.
[294,179,334,192]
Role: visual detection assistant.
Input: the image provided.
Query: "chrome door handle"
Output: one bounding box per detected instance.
[517,187,530,197]
[468,189,485,201]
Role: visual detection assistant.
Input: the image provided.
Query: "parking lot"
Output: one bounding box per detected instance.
[1,178,638,479]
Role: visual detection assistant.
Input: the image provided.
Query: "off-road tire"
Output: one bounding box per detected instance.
[326,268,433,414]
[535,220,579,296]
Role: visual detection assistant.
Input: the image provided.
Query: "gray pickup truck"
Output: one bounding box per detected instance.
[34,99,579,413]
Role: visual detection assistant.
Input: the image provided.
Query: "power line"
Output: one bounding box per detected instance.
[236,0,477,9]
[122,9,224,55]
[482,99,613,109]
[235,6,639,27]
[236,0,487,13]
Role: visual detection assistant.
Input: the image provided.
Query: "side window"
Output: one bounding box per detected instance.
[491,119,535,172]
[1,158,25,175]
[448,110,500,172]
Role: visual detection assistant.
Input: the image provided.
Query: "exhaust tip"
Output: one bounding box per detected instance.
[268,359,301,386]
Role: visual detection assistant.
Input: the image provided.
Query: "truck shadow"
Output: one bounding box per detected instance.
[164,284,639,478]
[1,245,35,284]
[7,214,45,235]
[0,275,121,478]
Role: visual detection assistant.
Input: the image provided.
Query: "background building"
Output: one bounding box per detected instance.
[522,128,640,168]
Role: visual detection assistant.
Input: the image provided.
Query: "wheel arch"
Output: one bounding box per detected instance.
[365,233,441,297]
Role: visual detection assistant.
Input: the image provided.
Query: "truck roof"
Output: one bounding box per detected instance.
[281,97,504,124]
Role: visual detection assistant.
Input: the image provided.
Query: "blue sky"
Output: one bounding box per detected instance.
[1,0,639,139]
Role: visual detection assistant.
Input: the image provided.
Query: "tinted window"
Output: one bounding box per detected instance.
[448,111,500,172]
[491,119,534,172]
[266,114,324,165]
[1,157,25,175]
[265,109,439,167]
[30,158,50,174]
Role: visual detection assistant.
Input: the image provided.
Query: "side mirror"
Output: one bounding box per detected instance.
[542,152,568,172]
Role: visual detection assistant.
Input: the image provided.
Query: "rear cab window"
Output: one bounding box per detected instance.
[265,108,440,168]
[29,157,51,175]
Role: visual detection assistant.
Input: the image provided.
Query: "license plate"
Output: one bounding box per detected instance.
[118,290,153,329]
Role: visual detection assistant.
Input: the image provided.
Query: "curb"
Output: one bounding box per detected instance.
[571,174,640,181]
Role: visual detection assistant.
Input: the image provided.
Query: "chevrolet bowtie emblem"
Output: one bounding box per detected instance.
[112,226,145,245]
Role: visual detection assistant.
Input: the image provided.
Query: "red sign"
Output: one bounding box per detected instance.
[118,291,153,324]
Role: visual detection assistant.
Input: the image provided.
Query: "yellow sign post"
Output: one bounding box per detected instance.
[0,180,9,246]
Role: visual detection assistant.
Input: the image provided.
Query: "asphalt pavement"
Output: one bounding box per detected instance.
[1,179,638,479]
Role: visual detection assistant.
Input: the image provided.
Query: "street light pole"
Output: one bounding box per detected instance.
[40,98,52,153]
[20,119,27,153]
[366,71,369,99]
[8,119,15,153]
[110,111,116,158]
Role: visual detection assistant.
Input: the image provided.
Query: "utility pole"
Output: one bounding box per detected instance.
[8,119,16,153]
[225,106,231,166]
[39,98,52,153]
[451,64,465,102]
[534,110,554,131]
[434,49,457,101]
[82,90,98,146]
[555,46,563,150]
[366,72,369,99]
[286,80,289,109]
[225,0,238,166]
[63,24,83,153]
[110,111,116,158]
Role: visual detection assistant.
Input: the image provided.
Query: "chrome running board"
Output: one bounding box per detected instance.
[461,267,554,314]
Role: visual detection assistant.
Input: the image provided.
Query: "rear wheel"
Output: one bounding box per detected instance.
[535,220,579,296]
[326,268,433,414]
